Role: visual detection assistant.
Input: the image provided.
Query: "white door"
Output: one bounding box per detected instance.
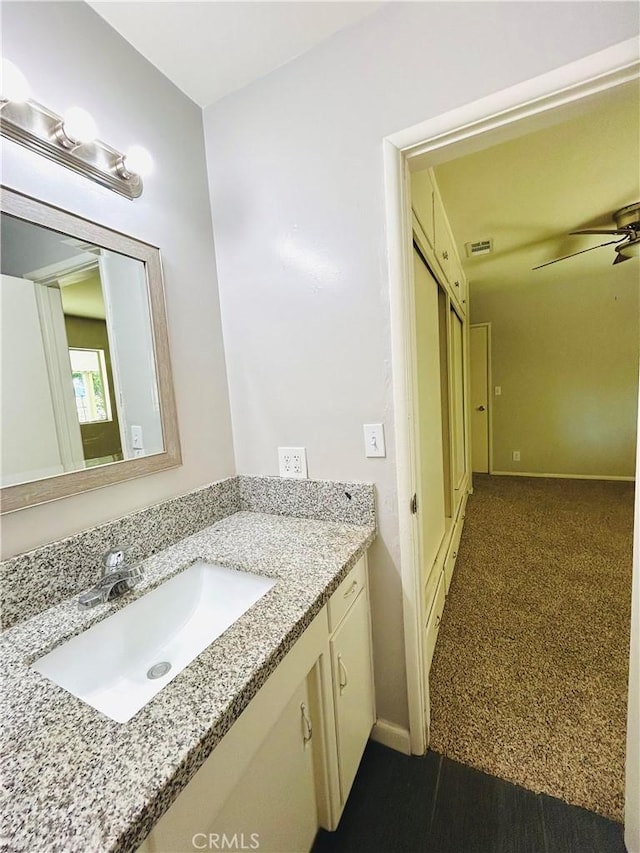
[1,274,66,485]
[470,324,490,473]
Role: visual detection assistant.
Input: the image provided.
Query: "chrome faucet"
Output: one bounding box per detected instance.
[78,547,143,609]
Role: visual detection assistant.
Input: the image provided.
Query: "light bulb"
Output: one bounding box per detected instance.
[1,59,31,103]
[61,107,98,145]
[123,145,153,178]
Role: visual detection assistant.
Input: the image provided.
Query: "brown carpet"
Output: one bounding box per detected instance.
[429,474,635,822]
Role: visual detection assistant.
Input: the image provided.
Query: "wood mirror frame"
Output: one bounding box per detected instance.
[1,186,182,513]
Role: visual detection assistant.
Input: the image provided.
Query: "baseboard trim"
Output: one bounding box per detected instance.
[491,471,635,482]
[371,719,412,755]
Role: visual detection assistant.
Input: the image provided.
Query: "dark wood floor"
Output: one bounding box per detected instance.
[312,742,627,853]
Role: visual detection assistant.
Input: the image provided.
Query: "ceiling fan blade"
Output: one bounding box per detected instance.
[570,228,628,236]
[613,252,632,265]
[532,238,625,270]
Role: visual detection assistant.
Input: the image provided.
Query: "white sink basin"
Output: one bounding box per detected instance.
[32,561,276,723]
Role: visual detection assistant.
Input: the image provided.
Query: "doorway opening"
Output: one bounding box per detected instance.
[469,323,491,475]
[384,36,640,844]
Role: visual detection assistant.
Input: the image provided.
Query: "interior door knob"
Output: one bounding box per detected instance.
[476,405,486,411]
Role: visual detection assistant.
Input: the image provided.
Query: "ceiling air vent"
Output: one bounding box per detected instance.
[465,239,493,258]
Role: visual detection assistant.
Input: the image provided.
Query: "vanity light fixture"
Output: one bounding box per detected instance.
[0,60,149,199]
[0,59,31,104]
[54,107,99,149]
[116,145,154,180]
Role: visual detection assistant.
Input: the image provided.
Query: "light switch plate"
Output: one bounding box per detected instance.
[131,425,144,450]
[363,424,386,458]
[278,447,308,479]
[495,386,502,396]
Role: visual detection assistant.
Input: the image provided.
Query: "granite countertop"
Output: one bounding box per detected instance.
[0,510,375,853]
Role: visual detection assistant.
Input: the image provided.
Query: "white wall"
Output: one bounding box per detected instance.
[1,2,235,558]
[99,253,163,457]
[626,379,640,852]
[203,2,639,730]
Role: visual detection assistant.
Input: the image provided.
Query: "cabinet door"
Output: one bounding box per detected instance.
[434,192,454,283]
[211,676,318,853]
[149,675,318,853]
[411,169,435,249]
[331,590,375,806]
[449,252,466,313]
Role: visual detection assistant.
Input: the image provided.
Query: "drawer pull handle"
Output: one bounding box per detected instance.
[435,614,441,628]
[442,250,449,260]
[343,580,358,599]
[453,550,457,559]
[301,702,313,746]
[338,654,349,694]
[454,280,460,287]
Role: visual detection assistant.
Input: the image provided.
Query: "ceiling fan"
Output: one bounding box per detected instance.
[533,202,640,270]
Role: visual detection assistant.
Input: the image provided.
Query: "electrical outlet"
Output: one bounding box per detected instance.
[495,386,502,396]
[512,450,521,462]
[278,447,308,479]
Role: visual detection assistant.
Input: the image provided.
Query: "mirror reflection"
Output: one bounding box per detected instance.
[1,213,163,487]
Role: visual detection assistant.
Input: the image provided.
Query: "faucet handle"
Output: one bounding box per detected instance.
[103,547,127,573]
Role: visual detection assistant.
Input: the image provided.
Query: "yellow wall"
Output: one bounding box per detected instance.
[471,268,639,478]
[64,314,123,464]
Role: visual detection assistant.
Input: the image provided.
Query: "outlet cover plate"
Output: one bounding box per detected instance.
[278,447,308,479]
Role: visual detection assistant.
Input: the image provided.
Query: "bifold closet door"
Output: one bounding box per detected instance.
[413,248,446,581]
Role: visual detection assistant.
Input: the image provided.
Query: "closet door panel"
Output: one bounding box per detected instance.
[450,308,467,508]
[413,249,446,581]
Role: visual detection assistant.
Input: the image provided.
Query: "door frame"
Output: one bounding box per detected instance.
[383,35,640,779]
[470,322,493,475]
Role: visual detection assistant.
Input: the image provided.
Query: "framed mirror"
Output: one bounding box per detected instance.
[1,186,181,512]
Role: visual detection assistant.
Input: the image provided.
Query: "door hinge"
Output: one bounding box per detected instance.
[410,493,418,514]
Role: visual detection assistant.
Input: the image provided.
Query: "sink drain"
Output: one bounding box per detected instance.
[147,661,171,680]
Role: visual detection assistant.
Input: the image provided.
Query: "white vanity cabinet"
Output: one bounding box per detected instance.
[139,555,374,853]
[207,676,318,853]
[327,556,375,807]
[330,587,375,805]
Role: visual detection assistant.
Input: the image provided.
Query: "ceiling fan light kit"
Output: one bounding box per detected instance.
[533,201,640,270]
[616,236,640,260]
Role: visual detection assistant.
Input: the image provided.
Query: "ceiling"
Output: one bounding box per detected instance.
[61,273,106,322]
[88,1,383,107]
[433,81,640,295]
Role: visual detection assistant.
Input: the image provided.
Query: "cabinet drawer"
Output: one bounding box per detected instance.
[425,571,446,675]
[328,557,366,633]
[444,519,464,593]
[423,559,441,623]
